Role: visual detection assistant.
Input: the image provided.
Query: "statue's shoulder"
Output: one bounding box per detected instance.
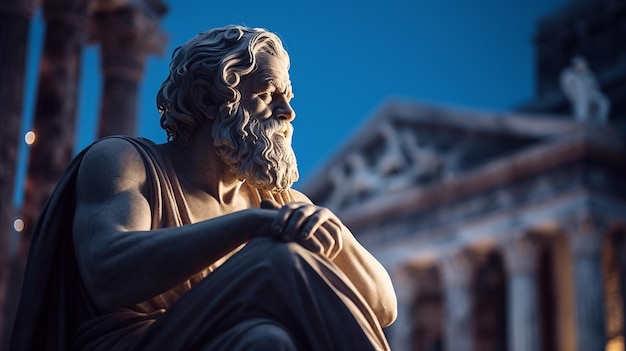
[79,137,152,186]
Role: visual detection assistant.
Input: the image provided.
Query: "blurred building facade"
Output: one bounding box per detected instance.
[0,0,167,348]
[302,0,626,350]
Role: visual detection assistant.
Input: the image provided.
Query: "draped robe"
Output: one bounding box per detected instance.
[11,136,390,351]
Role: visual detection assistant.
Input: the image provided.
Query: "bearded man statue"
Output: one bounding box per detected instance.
[12,25,397,351]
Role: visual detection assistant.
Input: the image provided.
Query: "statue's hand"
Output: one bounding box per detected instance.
[269,201,344,260]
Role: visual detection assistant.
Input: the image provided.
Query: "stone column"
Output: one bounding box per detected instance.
[0,0,38,348]
[0,0,37,250]
[21,0,89,243]
[568,213,607,351]
[503,235,540,351]
[89,0,167,137]
[440,249,473,351]
[389,266,417,351]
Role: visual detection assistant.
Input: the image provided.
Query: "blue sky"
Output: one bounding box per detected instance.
[18,0,572,203]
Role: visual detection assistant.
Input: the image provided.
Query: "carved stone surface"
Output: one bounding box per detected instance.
[323,121,445,210]
[502,235,538,276]
[12,25,396,351]
[566,212,608,350]
[89,0,167,137]
[440,249,473,288]
[440,250,474,351]
[306,102,591,213]
[502,235,540,351]
[567,211,607,258]
[560,56,610,123]
[22,0,90,241]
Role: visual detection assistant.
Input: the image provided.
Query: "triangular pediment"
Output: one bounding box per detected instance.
[301,100,583,211]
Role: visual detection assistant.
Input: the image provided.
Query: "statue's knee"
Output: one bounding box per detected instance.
[238,323,297,351]
[246,238,302,265]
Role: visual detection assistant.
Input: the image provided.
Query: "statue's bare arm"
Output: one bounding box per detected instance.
[271,192,398,327]
[73,138,396,325]
[72,138,276,311]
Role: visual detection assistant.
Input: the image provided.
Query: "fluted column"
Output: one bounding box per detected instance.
[89,0,167,137]
[503,235,540,351]
[568,213,607,351]
[389,266,417,351]
[21,0,89,246]
[0,0,38,348]
[440,249,473,351]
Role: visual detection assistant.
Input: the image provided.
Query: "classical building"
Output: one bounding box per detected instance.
[302,1,626,350]
[302,101,626,351]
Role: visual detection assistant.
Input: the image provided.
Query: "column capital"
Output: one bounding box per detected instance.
[566,211,609,257]
[440,249,473,288]
[502,234,539,276]
[43,0,90,31]
[89,0,168,80]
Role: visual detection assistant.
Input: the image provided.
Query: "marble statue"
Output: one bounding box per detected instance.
[12,25,396,351]
[560,56,610,123]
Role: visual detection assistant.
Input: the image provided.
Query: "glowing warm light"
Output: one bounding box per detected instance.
[606,336,624,351]
[13,218,25,232]
[25,130,36,145]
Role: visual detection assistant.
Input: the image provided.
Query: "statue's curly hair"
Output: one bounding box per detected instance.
[156,25,290,143]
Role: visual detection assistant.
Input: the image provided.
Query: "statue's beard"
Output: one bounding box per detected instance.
[212,107,299,193]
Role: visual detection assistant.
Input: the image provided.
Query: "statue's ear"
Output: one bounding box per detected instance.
[192,81,217,120]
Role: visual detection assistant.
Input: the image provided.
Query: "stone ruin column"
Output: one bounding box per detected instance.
[503,235,540,351]
[440,249,474,351]
[0,0,38,347]
[7,0,88,347]
[20,0,89,254]
[568,212,607,351]
[88,0,167,138]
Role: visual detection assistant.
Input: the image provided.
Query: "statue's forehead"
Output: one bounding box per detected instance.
[255,55,290,82]
[252,55,293,93]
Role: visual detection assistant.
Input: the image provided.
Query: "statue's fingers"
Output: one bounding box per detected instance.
[321,222,343,260]
[284,206,316,240]
[272,203,297,238]
[310,225,335,259]
[326,212,344,233]
[299,208,331,240]
[273,202,309,240]
[299,234,323,255]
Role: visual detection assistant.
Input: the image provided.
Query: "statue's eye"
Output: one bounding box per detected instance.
[258,92,271,101]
